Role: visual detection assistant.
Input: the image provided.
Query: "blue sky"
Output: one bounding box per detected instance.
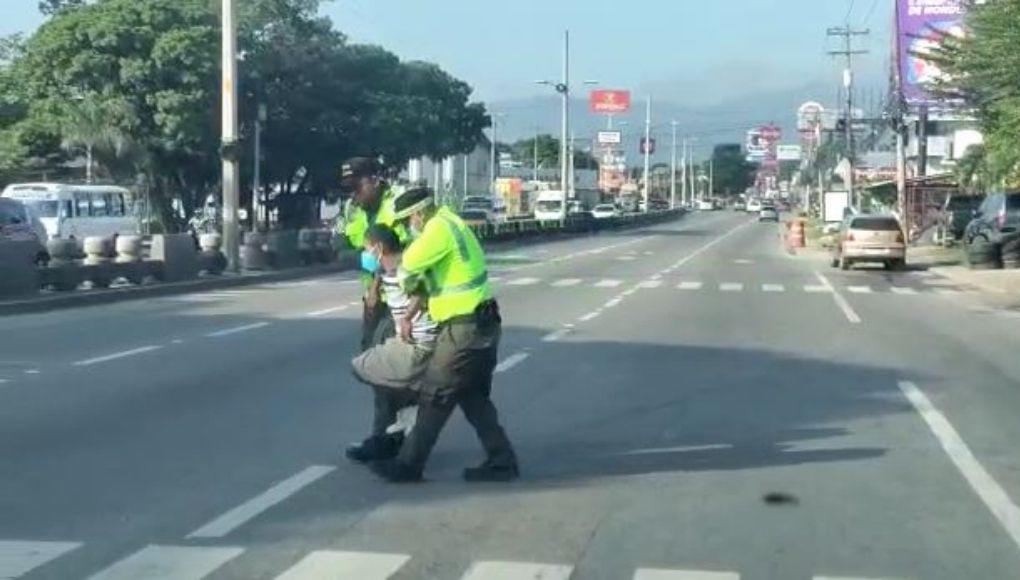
[3,0,894,147]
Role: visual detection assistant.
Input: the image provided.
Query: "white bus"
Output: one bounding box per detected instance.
[0,183,138,241]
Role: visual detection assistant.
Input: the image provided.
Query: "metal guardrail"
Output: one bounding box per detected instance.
[468,209,686,241]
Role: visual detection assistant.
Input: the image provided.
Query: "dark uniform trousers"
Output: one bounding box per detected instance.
[397,301,516,470]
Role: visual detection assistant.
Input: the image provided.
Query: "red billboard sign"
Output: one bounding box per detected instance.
[589,90,631,114]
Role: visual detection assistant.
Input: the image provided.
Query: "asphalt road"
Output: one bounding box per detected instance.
[3,210,1020,579]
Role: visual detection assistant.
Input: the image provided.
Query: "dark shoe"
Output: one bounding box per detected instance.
[369,459,423,483]
[344,433,403,463]
[463,461,519,482]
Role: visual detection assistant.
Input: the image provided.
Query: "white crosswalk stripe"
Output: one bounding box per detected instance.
[804,285,833,293]
[762,284,785,293]
[891,286,918,295]
[551,278,583,287]
[275,551,409,580]
[847,286,873,294]
[594,279,623,288]
[506,277,541,286]
[634,569,739,580]
[86,545,243,580]
[461,561,573,580]
[677,282,704,290]
[638,280,664,289]
[0,540,81,579]
[719,283,744,292]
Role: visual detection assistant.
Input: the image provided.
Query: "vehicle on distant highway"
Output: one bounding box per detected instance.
[831,214,906,271]
[590,204,619,220]
[733,200,746,211]
[697,199,715,211]
[1,182,136,241]
[758,205,779,222]
[746,198,763,213]
[534,190,567,221]
[459,209,492,227]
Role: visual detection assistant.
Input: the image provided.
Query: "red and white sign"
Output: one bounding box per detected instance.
[589,90,631,114]
[597,131,622,145]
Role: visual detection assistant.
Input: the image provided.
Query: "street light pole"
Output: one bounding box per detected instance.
[681,137,688,207]
[670,121,678,210]
[642,95,651,213]
[489,115,497,196]
[561,29,570,214]
[252,103,265,232]
[221,0,240,272]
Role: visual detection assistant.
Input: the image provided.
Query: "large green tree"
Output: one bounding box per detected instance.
[933,0,1020,188]
[707,144,756,195]
[0,0,490,228]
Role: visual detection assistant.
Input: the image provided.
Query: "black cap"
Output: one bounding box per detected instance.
[340,157,383,190]
[393,186,435,220]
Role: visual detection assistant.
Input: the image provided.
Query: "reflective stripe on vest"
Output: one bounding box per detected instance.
[438,214,471,262]
[432,271,488,296]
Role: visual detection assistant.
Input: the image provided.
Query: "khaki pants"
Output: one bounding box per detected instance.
[352,337,433,391]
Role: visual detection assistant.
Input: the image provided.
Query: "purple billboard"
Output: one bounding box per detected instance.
[896,0,968,106]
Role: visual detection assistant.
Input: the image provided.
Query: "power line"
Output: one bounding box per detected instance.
[827,24,870,209]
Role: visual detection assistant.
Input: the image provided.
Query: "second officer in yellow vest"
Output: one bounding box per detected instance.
[368,187,519,483]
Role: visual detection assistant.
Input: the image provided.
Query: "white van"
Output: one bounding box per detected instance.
[534,190,567,221]
[1,183,138,241]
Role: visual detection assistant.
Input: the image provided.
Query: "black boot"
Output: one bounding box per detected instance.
[463,460,519,482]
[344,433,403,463]
[369,459,423,483]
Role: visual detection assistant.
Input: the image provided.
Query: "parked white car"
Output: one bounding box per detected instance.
[591,204,619,219]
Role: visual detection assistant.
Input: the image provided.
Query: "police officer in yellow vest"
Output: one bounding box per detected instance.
[337,157,407,352]
[366,187,519,483]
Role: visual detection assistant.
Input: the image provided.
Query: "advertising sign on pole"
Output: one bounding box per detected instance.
[597,131,623,145]
[896,0,968,106]
[639,137,656,155]
[777,145,803,161]
[589,90,631,114]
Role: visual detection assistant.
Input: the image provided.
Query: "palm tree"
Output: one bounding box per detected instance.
[60,96,133,183]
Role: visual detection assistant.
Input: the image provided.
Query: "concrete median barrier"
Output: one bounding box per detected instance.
[150,234,199,282]
[266,230,300,269]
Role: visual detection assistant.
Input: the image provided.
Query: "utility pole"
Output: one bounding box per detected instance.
[688,146,696,203]
[709,157,714,199]
[252,103,265,232]
[489,113,504,196]
[828,25,869,211]
[221,0,240,272]
[642,95,651,213]
[533,128,540,182]
[681,137,688,207]
[463,154,469,199]
[562,30,570,210]
[670,121,678,210]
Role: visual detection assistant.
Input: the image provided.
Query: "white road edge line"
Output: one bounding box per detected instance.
[73,345,163,367]
[898,380,1020,552]
[494,352,530,374]
[814,272,862,324]
[306,306,347,317]
[578,311,601,322]
[205,322,272,338]
[542,329,572,343]
[187,465,336,538]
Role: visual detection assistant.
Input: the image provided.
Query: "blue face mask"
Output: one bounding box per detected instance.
[360,250,381,274]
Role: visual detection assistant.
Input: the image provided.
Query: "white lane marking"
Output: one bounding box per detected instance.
[73,345,163,367]
[551,278,583,287]
[506,277,541,286]
[643,251,655,256]
[618,444,732,456]
[898,380,1020,552]
[651,273,663,280]
[847,285,873,294]
[594,279,623,288]
[891,286,918,295]
[276,551,410,580]
[578,311,601,322]
[814,272,862,324]
[348,301,361,307]
[672,219,754,270]
[187,465,335,538]
[734,259,755,265]
[762,284,785,293]
[23,369,40,375]
[934,287,962,296]
[605,298,623,308]
[617,256,637,261]
[542,328,572,343]
[0,378,9,384]
[815,576,905,580]
[719,283,744,292]
[804,285,833,293]
[621,288,638,297]
[677,282,704,291]
[638,280,663,289]
[461,561,573,580]
[87,545,244,580]
[0,540,81,579]
[634,569,739,580]
[306,306,347,317]
[171,339,185,345]
[204,322,271,338]
[489,276,504,283]
[494,352,530,374]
